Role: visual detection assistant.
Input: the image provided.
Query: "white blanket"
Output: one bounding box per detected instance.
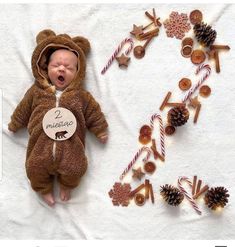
[0,3,235,240]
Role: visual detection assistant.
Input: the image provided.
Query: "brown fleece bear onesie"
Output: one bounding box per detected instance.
[8,29,108,194]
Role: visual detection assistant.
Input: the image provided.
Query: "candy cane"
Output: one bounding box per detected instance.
[182,64,211,103]
[119,146,151,180]
[101,38,134,75]
[178,176,202,215]
[150,113,165,157]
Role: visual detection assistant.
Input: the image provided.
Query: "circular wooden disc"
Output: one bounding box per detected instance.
[134,45,145,59]
[42,107,77,141]
[191,49,206,64]
[134,193,146,206]
[139,134,151,145]
[140,125,152,136]
[181,45,193,58]
[179,78,192,91]
[144,161,156,174]
[189,10,203,25]
[165,125,176,136]
[182,37,194,47]
[199,85,211,97]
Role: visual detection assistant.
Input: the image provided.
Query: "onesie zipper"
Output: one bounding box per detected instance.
[52,91,62,161]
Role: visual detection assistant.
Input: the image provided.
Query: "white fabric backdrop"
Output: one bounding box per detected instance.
[0,4,235,239]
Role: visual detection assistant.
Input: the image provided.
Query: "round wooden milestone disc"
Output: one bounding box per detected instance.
[144,161,156,174]
[139,134,151,145]
[181,45,193,58]
[179,78,192,91]
[42,107,77,141]
[134,193,146,206]
[182,37,194,47]
[189,10,203,25]
[165,125,176,136]
[140,125,152,136]
[191,49,206,64]
[199,85,211,97]
[134,45,145,59]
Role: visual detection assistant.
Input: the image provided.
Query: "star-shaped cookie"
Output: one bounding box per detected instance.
[116,53,130,67]
[132,167,145,180]
[130,24,143,37]
[188,96,200,108]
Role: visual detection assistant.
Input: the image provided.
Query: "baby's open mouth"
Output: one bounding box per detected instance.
[58,75,65,82]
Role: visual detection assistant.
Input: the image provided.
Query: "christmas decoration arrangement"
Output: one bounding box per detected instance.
[105,8,230,215]
[181,9,230,73]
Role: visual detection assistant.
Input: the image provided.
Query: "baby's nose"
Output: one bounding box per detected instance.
[58,65,65,72]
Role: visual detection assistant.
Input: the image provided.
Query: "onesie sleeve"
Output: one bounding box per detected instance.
[81,91,108,138]
[8,86,34,132]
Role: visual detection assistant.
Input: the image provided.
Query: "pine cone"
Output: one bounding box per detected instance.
[204,187,229,210]
[160,184,184,206]
[194,22,217,47]
[167,106,189,127]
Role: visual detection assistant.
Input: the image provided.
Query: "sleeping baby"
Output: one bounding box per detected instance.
[8,29,108,206]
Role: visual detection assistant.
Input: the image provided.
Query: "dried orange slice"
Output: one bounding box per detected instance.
[140,125,152,136]
[139,134,151,145]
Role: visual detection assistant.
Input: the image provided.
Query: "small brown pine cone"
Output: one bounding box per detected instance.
[204,186,229,210]
[160,184,184,206]
[167,106,190,127]
[194,22,217,47]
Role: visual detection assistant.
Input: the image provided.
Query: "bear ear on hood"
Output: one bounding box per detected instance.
[36,29,56,44]
[72,36,90,55]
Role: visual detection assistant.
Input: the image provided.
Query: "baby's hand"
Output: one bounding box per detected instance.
[98,133,108,144]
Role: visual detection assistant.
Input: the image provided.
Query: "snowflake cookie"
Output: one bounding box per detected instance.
[109,182,131,206]
[163,11,191,39]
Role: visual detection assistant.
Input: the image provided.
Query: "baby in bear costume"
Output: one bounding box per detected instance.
[8,29,108,206]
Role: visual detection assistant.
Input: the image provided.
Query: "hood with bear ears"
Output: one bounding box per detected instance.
[31,29,90,94]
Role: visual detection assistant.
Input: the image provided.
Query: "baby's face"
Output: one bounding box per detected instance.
[48,49,78,91]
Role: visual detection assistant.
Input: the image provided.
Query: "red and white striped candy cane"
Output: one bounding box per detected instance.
[178,176,202,215]
[150,113,165,157]
[182,64,211,103]
[119,146,151,180]
[101,37,134,75]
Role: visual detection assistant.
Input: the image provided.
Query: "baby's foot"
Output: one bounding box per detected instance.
[41,193,55,207]
[60,187,71,201]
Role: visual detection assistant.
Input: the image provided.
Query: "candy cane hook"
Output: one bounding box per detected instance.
[119,146,151,180]
[150,113,165,157]
[182,64,211,103]
[178,176,202,215]
[101,38,134,75]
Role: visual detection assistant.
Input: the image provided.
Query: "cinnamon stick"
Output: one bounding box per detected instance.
[193,185,209,200]
[153,8,157,26]
[214,50,220,73]
[194,103,201,123]
[210,45,230,50]
[139,28,159,39]
[196,179,202,194]
[145,11,162,26]
[151,147,165,162]
[166,102,186,107]
[160,92,171,111]
[145,179,150,199]
[149,183,155,203]
[129,183,145,198]
[192,175,197,195]
[151,139,165,162]
[139,32,158,41]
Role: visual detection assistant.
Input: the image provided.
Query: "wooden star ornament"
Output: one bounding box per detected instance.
[130,24,144,37]
[116,53,130,68]
[132,167,145,180]
[188,96,201,108]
